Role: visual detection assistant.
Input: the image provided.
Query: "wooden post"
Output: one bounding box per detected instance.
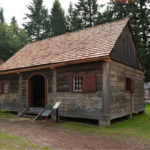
[51,69,57,120]
[99,61,111,126]
[56,108,59,123]
[52,69,57,104]
[18,74,23,112]
[129,93,133,119]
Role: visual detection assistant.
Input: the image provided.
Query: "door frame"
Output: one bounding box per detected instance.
[27,72,48,108]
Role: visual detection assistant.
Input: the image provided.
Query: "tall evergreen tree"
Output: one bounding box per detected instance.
[0,8,4,23]
[74,0,99,28]
[0,12,29,60]
[66,3,82,32]
[23,0,49,41]
[50,0,67,36]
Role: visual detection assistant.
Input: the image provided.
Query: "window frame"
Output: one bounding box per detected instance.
[71,74,83,93]
[71,74,97,93]
[126,77,134,93]
[3,80,9,94]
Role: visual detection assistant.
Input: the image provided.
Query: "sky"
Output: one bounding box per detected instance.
[0,0,109,27]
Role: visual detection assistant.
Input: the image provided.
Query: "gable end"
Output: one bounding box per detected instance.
[110,23,143,71]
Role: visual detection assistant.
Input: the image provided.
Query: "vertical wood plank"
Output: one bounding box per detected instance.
[100,61,111,126]
[52,69,57,104]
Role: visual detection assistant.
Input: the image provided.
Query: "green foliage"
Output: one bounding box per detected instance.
[62,105,150,140]
[74,0,99,28]
[0,8,4,23]
[23,0,50,41]
[50,0,67,36]
[66,3,83,32]
[0,17,29,60]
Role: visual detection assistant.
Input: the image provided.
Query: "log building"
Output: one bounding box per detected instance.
[0,18,145,126]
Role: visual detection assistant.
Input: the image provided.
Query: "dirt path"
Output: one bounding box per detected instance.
[0,118,150,150]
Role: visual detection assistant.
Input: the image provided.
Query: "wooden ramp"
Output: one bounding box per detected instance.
[18,107,51,121]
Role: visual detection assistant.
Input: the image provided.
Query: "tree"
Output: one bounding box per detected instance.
[0,15,29,60]
[23,0,49,41]
[66,3,82,32]
[50,0,67,36]
[74,0,99,28]
[0,8,4,23]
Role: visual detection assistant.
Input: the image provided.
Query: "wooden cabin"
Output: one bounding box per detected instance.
[0,18,145,126]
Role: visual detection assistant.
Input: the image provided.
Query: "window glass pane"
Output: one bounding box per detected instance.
[4,82,9,93]
[73,76,83,91]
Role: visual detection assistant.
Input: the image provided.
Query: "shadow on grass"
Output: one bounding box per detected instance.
[62,105,150,140]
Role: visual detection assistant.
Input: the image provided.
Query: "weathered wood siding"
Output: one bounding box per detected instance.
[110,60,144,120]
[0,74,19,111]
[110,24,143,71]
[0,62,104,120]
[56,62,104,120]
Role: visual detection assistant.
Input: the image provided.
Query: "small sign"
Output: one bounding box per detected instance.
[42,109,52,117]
[53,102,61,109]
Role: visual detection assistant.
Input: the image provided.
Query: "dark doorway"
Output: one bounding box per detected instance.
[28,75,45,107]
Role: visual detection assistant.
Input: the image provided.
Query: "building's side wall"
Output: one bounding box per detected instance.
[110,24,143,71]
[56,62,103,120]
[110,60,145,120]
[0,74,19,111]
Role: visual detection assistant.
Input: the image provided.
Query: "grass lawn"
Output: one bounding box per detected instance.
[62,105,150,140]
[0,132,51,150]
[0,110,17,118]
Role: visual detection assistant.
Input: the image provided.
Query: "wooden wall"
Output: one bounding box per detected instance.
[110,24,143,71]
[56,62,104,120]
[0,74,19,111]
[0,60,145,122]
[109,60,145,120]
[0,62,104,120]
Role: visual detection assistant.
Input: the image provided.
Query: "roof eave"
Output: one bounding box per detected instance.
[0,56,111,75]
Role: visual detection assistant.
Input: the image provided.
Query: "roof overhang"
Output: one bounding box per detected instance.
[0,56,111,75]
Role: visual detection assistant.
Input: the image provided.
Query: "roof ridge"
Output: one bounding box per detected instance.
[29,17,129,45]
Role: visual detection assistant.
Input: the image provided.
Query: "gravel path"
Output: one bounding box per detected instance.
[0,118,150,150]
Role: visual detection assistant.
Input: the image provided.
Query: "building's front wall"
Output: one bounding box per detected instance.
[56,62,103,120]
[0,62,104,120]
[0,74,19,111]
[109,60,145,120]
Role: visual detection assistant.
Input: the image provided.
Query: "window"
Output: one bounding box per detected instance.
[3,81,9,94]
[73,76,83,92]
[71,74,96,93]
[126,77,134,93]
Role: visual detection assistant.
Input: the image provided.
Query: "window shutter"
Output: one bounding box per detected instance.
[0,82,3,94]
[83,74,96,92]
[126,78,131,91]
[131,79,135,93]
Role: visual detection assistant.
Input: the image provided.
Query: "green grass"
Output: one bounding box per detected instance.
[62,105,150,140]
[0,110,16,118]
[0,132,51,150]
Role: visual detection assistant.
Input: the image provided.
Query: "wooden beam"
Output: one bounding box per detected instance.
[99,61,111,127]
[0,56,110,75]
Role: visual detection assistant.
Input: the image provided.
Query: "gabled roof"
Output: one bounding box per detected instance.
[0,18,129,73]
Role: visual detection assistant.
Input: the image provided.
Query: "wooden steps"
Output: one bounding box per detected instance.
[18,107,47,120]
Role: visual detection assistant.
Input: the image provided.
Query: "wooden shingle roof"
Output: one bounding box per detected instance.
[0,18,129,72]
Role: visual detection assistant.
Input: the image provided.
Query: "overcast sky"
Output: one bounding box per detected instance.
[0,0,109,27]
